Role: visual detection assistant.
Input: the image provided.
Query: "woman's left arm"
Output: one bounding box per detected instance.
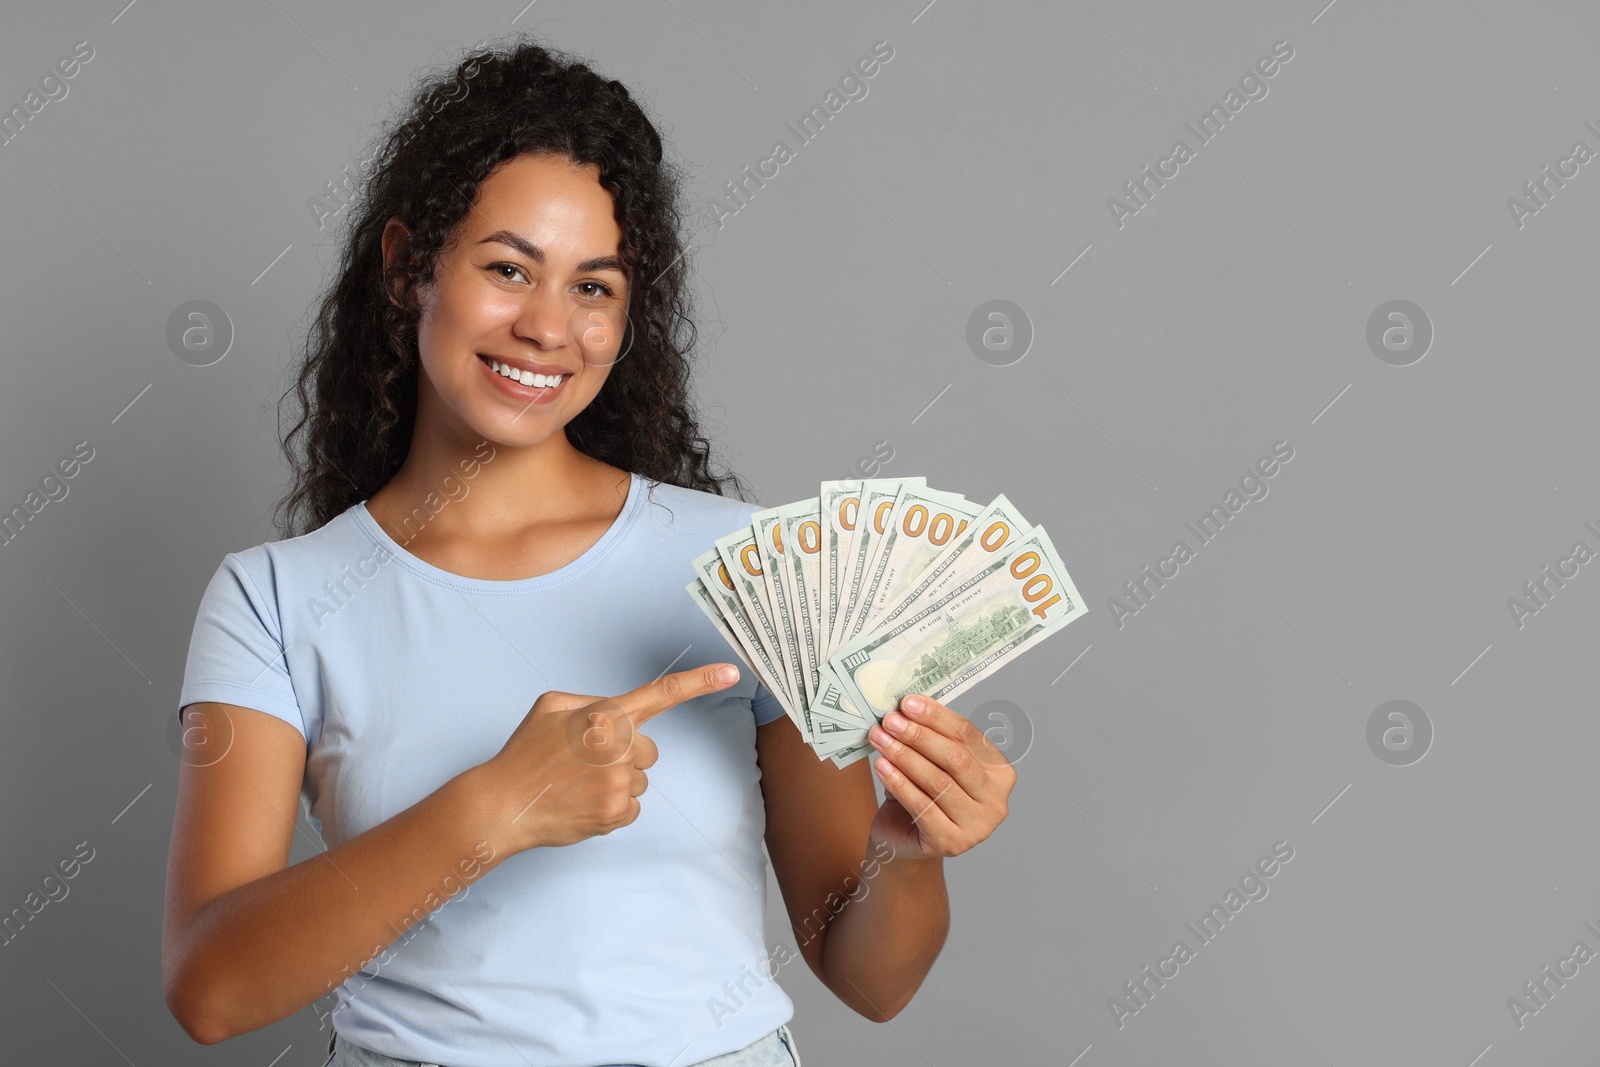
[756,694,1016,1022]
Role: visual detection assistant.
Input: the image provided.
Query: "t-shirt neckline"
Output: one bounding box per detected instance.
[349,471,643,594]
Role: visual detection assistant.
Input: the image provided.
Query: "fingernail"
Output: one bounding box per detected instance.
[883,712,908,734]
[902,695,926,714]
[716,665,739,684]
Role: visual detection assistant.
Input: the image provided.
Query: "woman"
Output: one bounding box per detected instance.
[162,35,1016,1067]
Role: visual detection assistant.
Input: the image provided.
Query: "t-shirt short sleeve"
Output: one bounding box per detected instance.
[177,553,307,741]
[750,677,786,728]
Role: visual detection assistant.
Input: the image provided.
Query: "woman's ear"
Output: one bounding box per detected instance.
[380,215,414,308]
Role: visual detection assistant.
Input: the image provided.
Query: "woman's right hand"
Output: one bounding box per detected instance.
[471,662,743,854]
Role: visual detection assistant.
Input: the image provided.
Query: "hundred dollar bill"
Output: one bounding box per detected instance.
[752,506,810,710]
[797,690,869,750]
[714,525,796,708]
[821,487,1027,735]
[684,572,804,739]
[808,666,874,730]
[775,498,824,710]
[831,477,925,653]
[690,572,858,751]
[811,715,868,742]
[832,478,905,649]
[827,477,895,654]
[826,524,1087,721]
[818,479,865,656]
[874,493,1031,632]
[808,711,870,754]
[808,480,877,728]
[689,547,817,744]
[854,484,979,642]
[829,740,873,768]
[811,478,940,730]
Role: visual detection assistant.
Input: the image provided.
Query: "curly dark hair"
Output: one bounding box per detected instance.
[273,33,749,538]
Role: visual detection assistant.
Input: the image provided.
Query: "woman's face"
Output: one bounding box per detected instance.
[394,151,633,448]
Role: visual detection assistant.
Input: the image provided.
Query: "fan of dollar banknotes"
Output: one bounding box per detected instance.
[685,477,1088,767]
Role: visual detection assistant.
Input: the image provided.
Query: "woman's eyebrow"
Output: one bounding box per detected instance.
[476,229,626,274]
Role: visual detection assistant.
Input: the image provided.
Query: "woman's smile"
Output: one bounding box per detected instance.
[477,352,573,405]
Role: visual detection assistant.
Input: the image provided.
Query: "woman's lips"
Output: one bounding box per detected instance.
[478,354,567,403]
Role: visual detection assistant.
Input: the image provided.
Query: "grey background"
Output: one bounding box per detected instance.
[2,0,1596,1064]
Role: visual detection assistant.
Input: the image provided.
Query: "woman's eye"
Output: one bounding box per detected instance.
[488,264,613,299]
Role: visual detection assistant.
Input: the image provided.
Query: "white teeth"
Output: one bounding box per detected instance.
[490,360,565,388]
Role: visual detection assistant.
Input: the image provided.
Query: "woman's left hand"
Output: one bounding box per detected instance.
[865,693,1016,861]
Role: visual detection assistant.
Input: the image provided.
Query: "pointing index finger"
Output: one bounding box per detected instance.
[614,663,741,729]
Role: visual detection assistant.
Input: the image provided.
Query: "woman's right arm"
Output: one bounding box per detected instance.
[162,702,509,1045]
[162,664,739,1044]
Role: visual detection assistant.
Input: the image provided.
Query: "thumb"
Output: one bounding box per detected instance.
[530,690,603,715]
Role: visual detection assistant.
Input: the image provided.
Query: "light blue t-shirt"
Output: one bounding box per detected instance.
[177,472,794,1067]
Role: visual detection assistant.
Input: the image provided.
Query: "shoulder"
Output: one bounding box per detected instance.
[208,504,373,606]
[634,476,763,542]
